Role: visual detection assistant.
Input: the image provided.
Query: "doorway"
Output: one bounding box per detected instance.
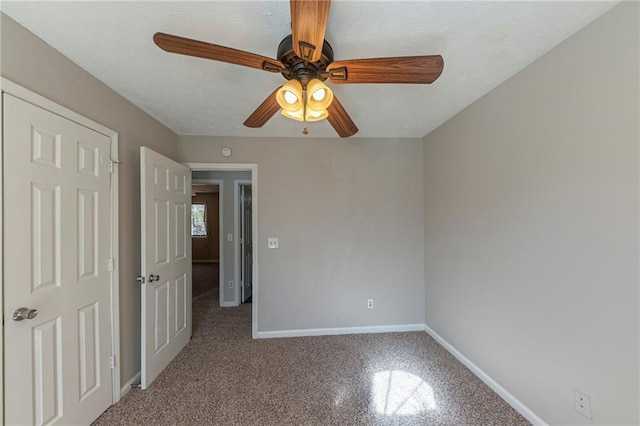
[191,182,221,302]
[186,163,258,338]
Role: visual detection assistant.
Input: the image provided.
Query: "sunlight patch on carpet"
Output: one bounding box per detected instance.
[372,370,437,416]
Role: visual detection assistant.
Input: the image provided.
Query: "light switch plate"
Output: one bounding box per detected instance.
[268,238,279,249]
[227,233,233,242]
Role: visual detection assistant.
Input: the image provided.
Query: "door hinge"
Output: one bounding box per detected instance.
[107,258,114,271]
[106,158,121,173]
[101,154,118,173]
[109,355,115,369]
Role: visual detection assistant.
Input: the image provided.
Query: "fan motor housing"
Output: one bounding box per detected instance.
[277,35,334,85]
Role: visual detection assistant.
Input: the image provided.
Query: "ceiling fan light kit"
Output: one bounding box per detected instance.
[281,108,304,122]
[276,79,304,112]
[306,79,334,110]
[305,107,329,123]
[153,0,444,138]
[275,77,334,123]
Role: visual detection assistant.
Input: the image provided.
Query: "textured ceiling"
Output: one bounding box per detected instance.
[1,1,616,138]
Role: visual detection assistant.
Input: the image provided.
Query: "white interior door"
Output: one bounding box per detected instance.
[240,184,253,302]
[3,93,113,425]
[140,147,191,389]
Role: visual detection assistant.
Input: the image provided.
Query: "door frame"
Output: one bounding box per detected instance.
[234,179,252,305]
[191,178,224,306]
[186,163,258,338]
[0,78,122,412]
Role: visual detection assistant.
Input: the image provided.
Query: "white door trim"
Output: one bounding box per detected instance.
[0,81,5,425]
[185,163,258,338]
[192,178,224,306]
[234,179,252,306]
[0,78,122,406]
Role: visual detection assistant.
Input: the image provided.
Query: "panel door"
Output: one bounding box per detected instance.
[140,147,191,389]
[3,94,113,425]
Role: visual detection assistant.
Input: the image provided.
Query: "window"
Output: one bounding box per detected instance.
[191,203,207,237]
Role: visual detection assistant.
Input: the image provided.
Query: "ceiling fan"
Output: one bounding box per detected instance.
[153,0,444,138]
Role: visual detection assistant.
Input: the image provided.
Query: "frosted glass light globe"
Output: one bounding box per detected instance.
[312,89,325,101]
[284,91,298,104]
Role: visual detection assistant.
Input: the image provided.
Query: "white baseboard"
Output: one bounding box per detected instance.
[120,371,141,399]
[255,323,425,339]
[220,301,238,307]
[423,324,547,426]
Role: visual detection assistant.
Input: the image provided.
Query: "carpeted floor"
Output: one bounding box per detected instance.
[94,286,529,425]
[192,263,219,299]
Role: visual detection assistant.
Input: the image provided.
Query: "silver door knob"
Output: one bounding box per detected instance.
[12,307,38,321]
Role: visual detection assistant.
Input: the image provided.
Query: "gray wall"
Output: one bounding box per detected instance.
[193,170,251,305]
[423,3,639,425]
[1,13,179,386]
[180,136,426,332]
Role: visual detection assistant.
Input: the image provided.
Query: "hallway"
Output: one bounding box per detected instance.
[192,263,219,299]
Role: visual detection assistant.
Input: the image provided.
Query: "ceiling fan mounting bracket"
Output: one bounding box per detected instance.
[277,34,334,86]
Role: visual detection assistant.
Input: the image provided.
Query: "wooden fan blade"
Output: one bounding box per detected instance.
[327,96,358,138]
[244,87,281,128]
[327,55,444,84]
[290,0,331,62]
[154,32,284,72]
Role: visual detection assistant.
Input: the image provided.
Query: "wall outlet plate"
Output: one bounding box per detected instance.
[268,238,279,248]
[574,389,592,419]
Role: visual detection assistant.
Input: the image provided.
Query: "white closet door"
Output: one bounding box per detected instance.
[4,93,113,425]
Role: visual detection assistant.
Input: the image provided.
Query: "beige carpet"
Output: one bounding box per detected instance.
[94,290,530,425]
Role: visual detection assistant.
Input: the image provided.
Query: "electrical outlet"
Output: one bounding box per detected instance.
[574,389,592,419]
[367,299,374,309]
[228,281,234,288]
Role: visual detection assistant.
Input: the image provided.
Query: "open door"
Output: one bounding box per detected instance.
[240,184,253,302]
[140,147,191,389]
